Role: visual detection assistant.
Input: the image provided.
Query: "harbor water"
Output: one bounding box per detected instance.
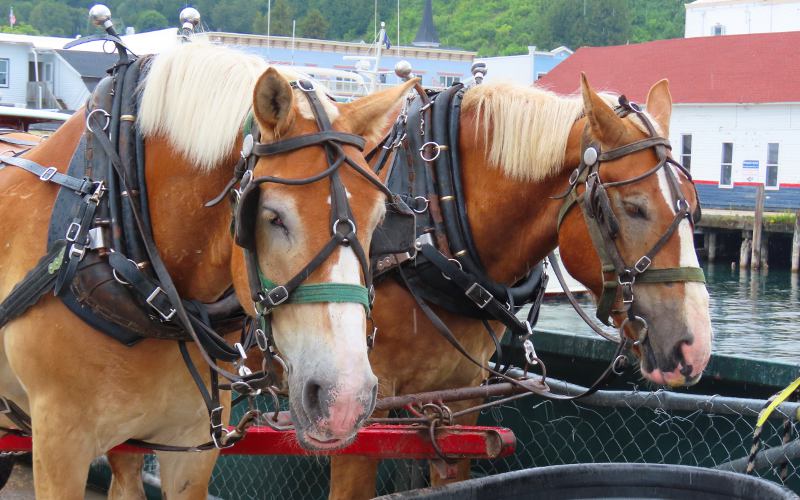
[536,263,800,365]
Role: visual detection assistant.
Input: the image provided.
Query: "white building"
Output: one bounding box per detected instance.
[474,46,572,86]
[537,31,800,211]
[685,0,800,37]
[0,29,182,110]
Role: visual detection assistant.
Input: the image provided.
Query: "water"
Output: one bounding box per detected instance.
[535,263,800,365]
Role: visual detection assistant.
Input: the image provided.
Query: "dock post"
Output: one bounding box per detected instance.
[740,232,752,268]
[750,184,765,270]
[706,231,717,263]
[792,210,800,272]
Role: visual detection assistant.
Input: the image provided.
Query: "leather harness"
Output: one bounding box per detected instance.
[370,84,548,374]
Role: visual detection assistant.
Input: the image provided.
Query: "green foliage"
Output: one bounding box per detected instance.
[0,23,39,35]
[298,8,329,39]
[2,0,687,56]
[136,10,169,32]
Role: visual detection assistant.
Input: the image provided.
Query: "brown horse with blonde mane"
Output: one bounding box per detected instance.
[0,42,416,499]
[328,75,712,498]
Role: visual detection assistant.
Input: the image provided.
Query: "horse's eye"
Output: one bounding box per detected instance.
[623,201,648,220]
[264,208,289,235]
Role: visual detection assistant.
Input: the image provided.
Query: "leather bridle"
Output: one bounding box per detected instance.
[217,80,393,390]
[555,96,705,345]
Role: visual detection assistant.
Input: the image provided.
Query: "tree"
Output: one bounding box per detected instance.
[136,10,169,32]
[298,8,328,39]
[27,1,83,37]
[269,0,293,36]
[211,0,257,33]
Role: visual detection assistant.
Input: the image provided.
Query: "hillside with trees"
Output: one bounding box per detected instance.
[0,0,685,56]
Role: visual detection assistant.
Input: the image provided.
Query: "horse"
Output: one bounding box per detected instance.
[327,75,713,499]
[0,42,416,499]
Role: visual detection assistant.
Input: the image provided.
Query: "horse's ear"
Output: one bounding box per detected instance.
[253,67,295,137]
[339,78,420,149]
[580,73,625,146]
[645,79,672,137]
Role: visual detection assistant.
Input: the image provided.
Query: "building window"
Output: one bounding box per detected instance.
[766,143,779,189]
[439,75,460,87]
[681,134,692,171]
[720,142,733,187]
[712,23,725,36]
[0,59,8,88]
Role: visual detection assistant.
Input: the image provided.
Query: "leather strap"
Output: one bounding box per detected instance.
[0,155,95,194]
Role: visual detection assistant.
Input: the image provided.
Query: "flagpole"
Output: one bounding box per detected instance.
[397,0,400,48]
[266,0,271,58]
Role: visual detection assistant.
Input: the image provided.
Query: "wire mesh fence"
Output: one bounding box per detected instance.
[133,382,798,499]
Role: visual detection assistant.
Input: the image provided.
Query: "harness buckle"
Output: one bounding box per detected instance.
[146,287,176,321]
[465,283,493,309]
[253,328,268,352]
[634,256,652,274]
[68,243,86,261]
[676,199,690,214]
[265,286,289,308]
[210,406,225,430]
[39,167,57,182]
[65,222,82,242]
[0,397,11,414]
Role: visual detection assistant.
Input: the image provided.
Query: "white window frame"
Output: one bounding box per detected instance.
[438,75,461,87]
[719,142,733,188]
[681,134,692,172]
[0,59,8,88]
[765,142,779,191]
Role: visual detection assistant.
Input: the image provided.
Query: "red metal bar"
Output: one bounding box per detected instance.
[0,424,515,460]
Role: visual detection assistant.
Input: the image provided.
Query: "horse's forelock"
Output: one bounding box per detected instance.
[137,42,311,172]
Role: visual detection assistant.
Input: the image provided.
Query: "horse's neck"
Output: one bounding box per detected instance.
[144,136,234,302]
[459,116,582,284]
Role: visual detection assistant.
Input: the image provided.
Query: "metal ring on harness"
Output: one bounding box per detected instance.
[85,109,111,133]
[621,315,649,346]
[332,218,357,237]
[412,196,429,214]
[296,79,317,92]
[440,258,463,281]
[419,141,444,162]
[111,257,142,286]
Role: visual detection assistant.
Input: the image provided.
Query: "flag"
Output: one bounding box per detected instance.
[9,7,15,27]
[382,30,391,49]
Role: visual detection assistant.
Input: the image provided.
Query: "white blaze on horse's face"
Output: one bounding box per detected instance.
[636,166,712,386]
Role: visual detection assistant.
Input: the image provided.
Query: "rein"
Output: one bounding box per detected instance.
[555,96,705,343]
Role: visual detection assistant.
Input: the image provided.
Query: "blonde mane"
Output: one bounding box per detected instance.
[462,83,639,182]
[138,42,306,172]
[462,83,584,182]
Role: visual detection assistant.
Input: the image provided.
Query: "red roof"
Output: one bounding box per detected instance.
[537,31,800,104]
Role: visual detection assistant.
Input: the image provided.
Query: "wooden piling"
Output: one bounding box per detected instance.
[751,184,765,270]
[792,210,800,272]
[740,232,752,268]
[706,231,717,263]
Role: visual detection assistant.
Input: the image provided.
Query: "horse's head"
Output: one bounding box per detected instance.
[558,75,712,387]
[236,68,416,449]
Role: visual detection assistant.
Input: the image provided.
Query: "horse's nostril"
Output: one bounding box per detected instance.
[680,363,694,377]
[302,379,329,422]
